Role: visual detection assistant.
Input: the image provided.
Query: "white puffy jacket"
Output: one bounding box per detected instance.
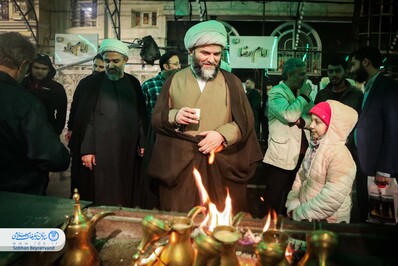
[285,100,358,223]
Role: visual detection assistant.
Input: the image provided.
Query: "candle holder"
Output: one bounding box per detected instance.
[193,232,222,266]
[298,230,338,266]
[208,225,240,266]
[158,216,195,265]
[255,229,289,266]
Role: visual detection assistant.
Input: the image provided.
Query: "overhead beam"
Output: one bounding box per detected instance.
[104,0,121,40]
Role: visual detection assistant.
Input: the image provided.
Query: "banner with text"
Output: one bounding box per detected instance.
[54,34,98,65]
[229,36,278,69]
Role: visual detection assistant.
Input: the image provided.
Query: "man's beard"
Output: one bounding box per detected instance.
[106,67,122,81]
[192,56,219,81]
[353,64,368,83]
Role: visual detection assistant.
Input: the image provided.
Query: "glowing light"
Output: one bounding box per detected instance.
[193,168,233,231]
[208,145,223,165]
[262,210,278,232]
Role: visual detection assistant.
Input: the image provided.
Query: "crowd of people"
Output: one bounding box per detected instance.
[1,20,397,224]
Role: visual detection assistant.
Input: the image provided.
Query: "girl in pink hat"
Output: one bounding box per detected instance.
[285,100,358,223]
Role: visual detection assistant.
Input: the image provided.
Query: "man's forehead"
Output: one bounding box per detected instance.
[103,52,125,60]
[294,66,306,74]
[32,62,49,69]
[195,44,223,52]
[328,64,344,69]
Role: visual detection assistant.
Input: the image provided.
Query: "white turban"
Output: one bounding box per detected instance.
[184,20,227,51]
[99,39,129,57]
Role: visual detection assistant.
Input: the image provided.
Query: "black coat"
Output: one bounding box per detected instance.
[68,72,148,206]
[357,74,398,178]
[0,72,70,195]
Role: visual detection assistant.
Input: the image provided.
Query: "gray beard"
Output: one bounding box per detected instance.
[192,58,219,81]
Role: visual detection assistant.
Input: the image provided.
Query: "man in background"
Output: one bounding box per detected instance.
[262,58,313,215]
[68,39,147,207]
[0,32,70,195]
[315,56,363,155]
[22,54,67,136]
[92,53,105,74]
[142,51,181,119]
[350,46,398,222]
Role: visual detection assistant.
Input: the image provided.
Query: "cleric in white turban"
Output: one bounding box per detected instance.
[99,38,129,57]
[184,20,227,51]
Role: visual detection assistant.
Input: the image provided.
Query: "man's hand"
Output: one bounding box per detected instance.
[81,154,96,170]
[374,174,391,186]
[65,130,72,142]
[175,107,200,125]
[300,83,312,97]
[197,131,224,154]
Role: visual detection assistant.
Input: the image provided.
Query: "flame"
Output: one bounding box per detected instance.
[135,246,164,265]
[285,242,295,265]
[208,145,224,164]
[193,168,233,231]
[262,210,278,232]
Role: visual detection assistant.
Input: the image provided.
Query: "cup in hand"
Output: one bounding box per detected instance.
[193,108,201,121]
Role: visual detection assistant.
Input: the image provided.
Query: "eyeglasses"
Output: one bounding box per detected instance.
[168,62,181,66]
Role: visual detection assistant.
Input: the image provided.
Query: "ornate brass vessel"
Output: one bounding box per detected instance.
[298,230,338,266]
[60,189,114,266]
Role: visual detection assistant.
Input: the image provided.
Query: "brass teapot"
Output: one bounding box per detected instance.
[60,189,114,266]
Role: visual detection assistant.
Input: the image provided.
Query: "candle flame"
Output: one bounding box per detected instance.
[208,145,224,164]
[135,246,164,265]
[262,209,278,232]
[193,167,233,231]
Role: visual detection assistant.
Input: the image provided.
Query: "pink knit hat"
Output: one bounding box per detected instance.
[310,102,331,126]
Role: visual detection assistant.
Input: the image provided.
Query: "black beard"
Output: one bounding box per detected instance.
[353,64,368,83]
[192,56,219,81]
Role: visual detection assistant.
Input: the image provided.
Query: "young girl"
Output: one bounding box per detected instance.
[285,100,358,223]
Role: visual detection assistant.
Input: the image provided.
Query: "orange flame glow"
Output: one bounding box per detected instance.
[208,145,224,164]
[262,210,278,232]
[135,246,164,265]
[285,242,295,265]
[193,168,233,231]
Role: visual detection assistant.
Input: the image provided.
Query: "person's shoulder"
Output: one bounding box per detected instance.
[47,79,65,90]
[78,72,103,84]
[142,73,161,85]
[379,74,398,86]
[5,83,44,111]
[125,72,141,84]
[174,67,190,78]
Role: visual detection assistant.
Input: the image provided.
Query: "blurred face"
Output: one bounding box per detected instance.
[93,58,105,73]
[165,55,181,70]
[31,62,50,81]
[327,65,345,86]
[288,66,307,90]
[103,52,127,81]
[245,79,255,90]
[191,44,222,81]
[350,56,368,83]
[310,114,328,140]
